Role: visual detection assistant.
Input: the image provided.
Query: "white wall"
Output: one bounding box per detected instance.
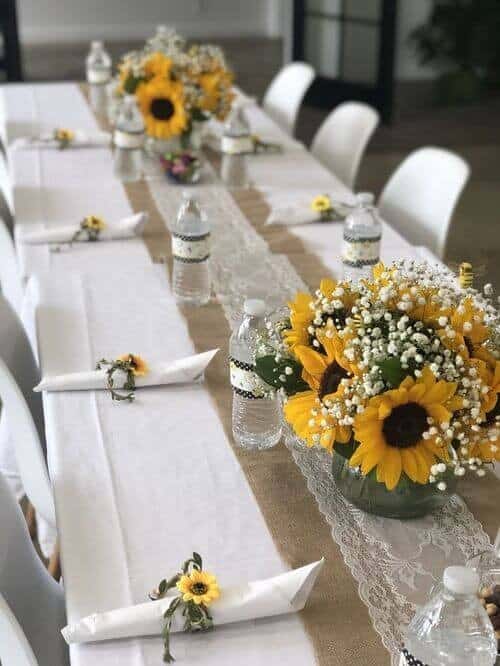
[18,0,271,44]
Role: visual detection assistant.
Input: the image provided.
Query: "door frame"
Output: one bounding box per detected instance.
[292,0,398,123]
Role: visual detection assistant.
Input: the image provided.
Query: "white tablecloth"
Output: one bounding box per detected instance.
[2,82,434,666]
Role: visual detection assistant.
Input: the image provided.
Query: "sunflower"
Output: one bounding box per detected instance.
[117,354,149,376]
[54,128,75,143]
[283,292,314,351]
[350,367,461,490]
[438,297,490,359]
[177,570,220,606]
[282,279,352,353]
[471,358,500,418]
[83,215,106,232]
[197,69,233,114]
[284,330,354,451]
[136,76,187,139]
[311,195,332,214]
[142,52,172,79]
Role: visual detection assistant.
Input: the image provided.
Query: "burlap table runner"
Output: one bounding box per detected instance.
[80,86,499,665]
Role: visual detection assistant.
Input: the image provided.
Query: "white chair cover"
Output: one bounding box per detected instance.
[0,212,23,314]
[378,147,470,259]
[262,62,315,136]
[0,470,68,666]
[311,102,379,189]
[0,294,54,525]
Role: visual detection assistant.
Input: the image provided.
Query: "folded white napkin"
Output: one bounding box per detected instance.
[34,350,218,392]
[17,212,148,245]
[266,199,354,226]
[12,129,111,150]
[62,559,324,644]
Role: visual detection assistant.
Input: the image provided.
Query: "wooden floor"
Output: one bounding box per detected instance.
[20,37,500,290]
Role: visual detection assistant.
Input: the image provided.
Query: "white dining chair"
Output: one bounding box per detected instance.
[311,102,380,189]
[0,470,69,666]
[262,62,315,136]
[0,212,23,313]
[378,147,470,259]
[0,293,55,560]
[0,149,14,229]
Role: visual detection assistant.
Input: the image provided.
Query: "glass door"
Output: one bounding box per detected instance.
[293,0,397,122]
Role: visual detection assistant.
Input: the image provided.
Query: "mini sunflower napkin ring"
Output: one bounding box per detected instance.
[53,128,75,149]
[149,552,219,663]
[71,215,107,243]
[311,194,336,221]
[96,353,149,402]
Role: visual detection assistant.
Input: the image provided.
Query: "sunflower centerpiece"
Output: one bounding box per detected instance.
[116,30,234,151]
[255,262,500,519]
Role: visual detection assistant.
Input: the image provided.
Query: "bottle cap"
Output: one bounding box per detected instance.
[91,40,103,50]
[356,192,375,206]
[244,299,266,317]
[443,566,479,595]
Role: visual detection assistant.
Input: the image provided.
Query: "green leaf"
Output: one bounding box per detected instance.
[378,357,409,388]
[191,108,209,122]
[255,355,308,396]
[334,439,357,460]
[123,73,142,95]
[158,579,167,596]
[192,552,202,569]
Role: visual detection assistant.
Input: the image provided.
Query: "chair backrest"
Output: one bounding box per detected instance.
[311,102,379,189]
[0,294,54,524]
[378,147,470,259]
[262,62,315,136]
[0,471,68,666]
[0,151,14,226]
[0,212,23,313]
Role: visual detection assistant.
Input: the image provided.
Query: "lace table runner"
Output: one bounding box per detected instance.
[147,173,496,664]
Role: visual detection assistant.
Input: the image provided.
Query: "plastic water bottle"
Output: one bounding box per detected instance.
[113,95,144,182]
[86,41,112,115]
[220,104,252,188]
[341,192,382,283]
[171,192,211,305]
[402,566,497,666]
[230,299,282,449]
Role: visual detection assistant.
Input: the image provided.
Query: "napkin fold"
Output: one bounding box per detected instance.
[266,199,353,226]
[12,129,111,150]
[34,350,218,392]
[17,212,148,245]
[61,559,324,644]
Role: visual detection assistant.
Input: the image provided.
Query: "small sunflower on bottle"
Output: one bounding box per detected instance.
[255,261,500,494]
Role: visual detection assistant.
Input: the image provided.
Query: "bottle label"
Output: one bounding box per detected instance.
[229,357,267,399]
[401,647,429,666]
[171,232,210,263]
[114,129,145,150]
[341,232,381,268]
[87,68,111,85]
[221,134,253,155]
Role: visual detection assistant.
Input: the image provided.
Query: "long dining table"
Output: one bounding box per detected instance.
[2,82,498,666]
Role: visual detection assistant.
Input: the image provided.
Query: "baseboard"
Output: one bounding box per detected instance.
[20,21,271,46]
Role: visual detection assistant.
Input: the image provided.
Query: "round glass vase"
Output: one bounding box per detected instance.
[331,447,458,519]
[145,136,182,156]
[181,120,205,151]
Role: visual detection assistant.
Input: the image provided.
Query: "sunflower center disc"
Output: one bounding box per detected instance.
[191,583,207,595]
[319,362,348,400]
[485,400,500,425]
[151,98,175,120]
[382,402,428,448]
